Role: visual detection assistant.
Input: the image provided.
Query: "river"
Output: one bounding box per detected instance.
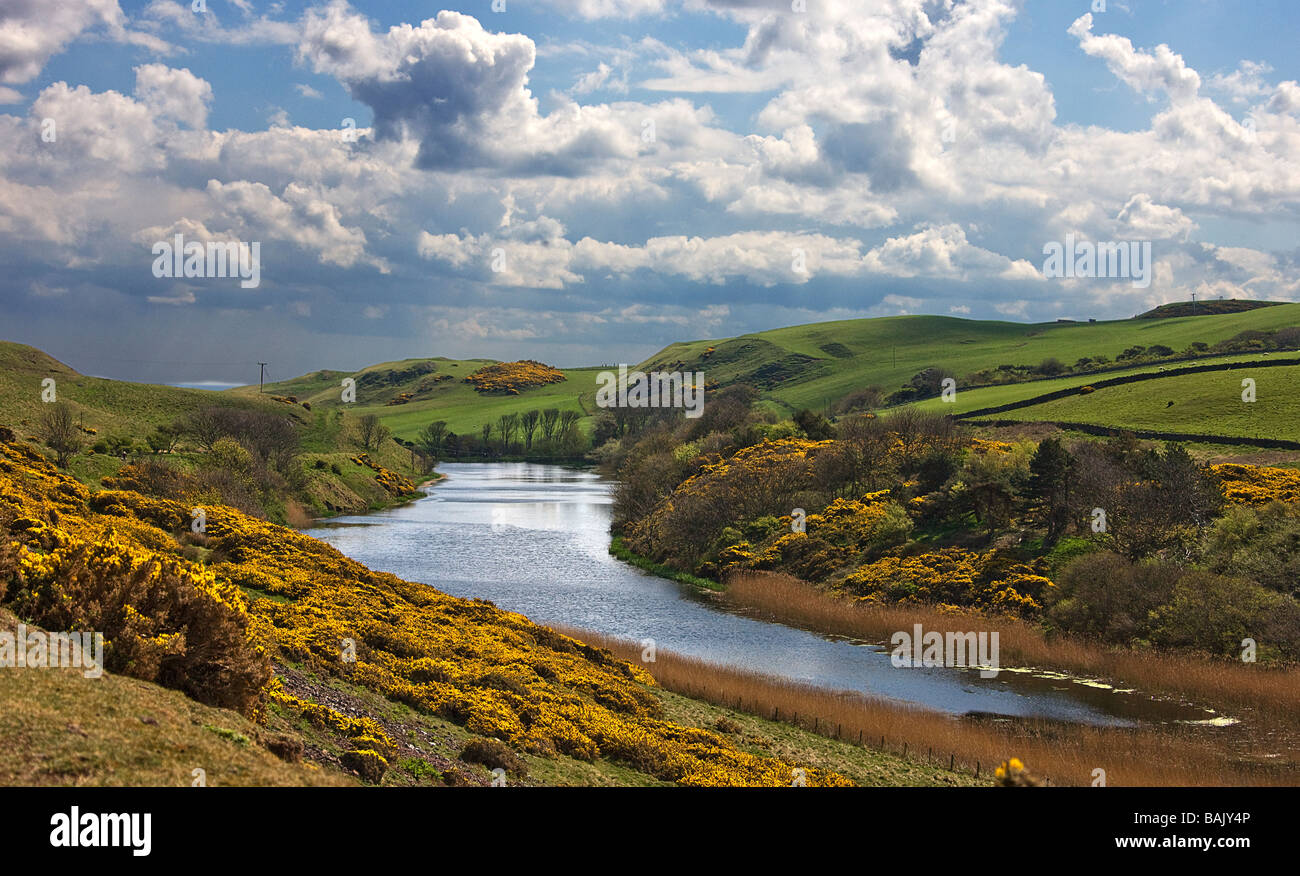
[306,461,1218,727]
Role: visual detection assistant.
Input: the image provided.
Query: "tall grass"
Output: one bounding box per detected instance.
[720,570,1300,724]
[553,623,1300,787]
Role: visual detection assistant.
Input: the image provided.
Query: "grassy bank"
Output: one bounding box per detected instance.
[0,612,345,787]
[609,535,722,592]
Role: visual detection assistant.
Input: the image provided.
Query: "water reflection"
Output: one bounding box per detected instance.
[307,462,1216,727]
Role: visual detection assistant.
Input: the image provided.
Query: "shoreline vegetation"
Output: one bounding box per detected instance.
[553,623,1300,787]
[717,571,1300,726]
[608,535,722,592]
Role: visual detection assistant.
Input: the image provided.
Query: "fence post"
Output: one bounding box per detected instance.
[902,742,907,759]
[949,753,955,771]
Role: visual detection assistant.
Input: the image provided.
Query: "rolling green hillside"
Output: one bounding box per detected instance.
[244,356,609,442]
[0,340,296,435]
[638,303,1300,415]
[0,340,423,516]
[250,303,1300,443]
[0,340,318,483]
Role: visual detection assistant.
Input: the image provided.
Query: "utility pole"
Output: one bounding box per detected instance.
[1191,292,1196,316]
[258,362,267,393]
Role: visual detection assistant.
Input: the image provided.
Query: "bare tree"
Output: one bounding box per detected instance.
[521,409,541,451]
[540,408,560,445]
[182,406,229,451]
[498,412,520,453]
[416,420,447,458]
[39,402,83,468]
[557,410,582,446]
[356,413,389,451]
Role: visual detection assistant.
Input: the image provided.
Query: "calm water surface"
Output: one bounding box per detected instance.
[307,462,1216,727]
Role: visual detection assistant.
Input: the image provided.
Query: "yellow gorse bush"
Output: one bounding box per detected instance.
[841,549,1049,613]
[464,360,566,395]
[351,454,417,496]
[1212,463,1300,506]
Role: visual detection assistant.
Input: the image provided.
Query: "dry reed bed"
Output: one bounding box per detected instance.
[551,623,1300,787]
[721,571,1300,725]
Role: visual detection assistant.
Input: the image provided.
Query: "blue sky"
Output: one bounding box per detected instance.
[1,0,1298,385]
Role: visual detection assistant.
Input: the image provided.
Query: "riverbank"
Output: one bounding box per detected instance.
[557,624,1300,786]
[608,535,722,592]
[717,571,1300,727]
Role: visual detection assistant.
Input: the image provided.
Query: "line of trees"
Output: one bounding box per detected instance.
[413,408,584,460]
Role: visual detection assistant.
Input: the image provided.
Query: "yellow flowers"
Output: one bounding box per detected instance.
[351,454,417,496]
[0,434,848,787]
[1212,463,1300,506]
[843,550,1050,614]
[994,756,1042,787]
[464,360,565,395]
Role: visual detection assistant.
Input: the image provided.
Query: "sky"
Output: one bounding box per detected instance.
[0,0,1298,386]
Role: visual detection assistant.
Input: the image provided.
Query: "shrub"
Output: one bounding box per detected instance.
[341,748,389,783]
[1148,570,1300,659]
[1045,552,1176,644]
[0,531,271,715]
[460,737,528,777]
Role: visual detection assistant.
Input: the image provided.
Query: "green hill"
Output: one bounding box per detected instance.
[251,304,1300,443]
[246,356,609,443]
[0,340,423,518]
[636,303,1300,416]
[909,351,1291,417]
[0,340,295,433]
[1137,299,1282,319]
[0,340,318,484]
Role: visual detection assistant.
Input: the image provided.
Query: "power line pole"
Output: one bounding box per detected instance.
[258,362,267,393]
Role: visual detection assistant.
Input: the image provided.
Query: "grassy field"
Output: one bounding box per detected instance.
[638,303,1300,415]
[0,612,346,787]
[907,352,1289,417]
[239,356,608,442]
[971,363,1300,442]
[0,340,295,441]
[244,303,1300,442]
